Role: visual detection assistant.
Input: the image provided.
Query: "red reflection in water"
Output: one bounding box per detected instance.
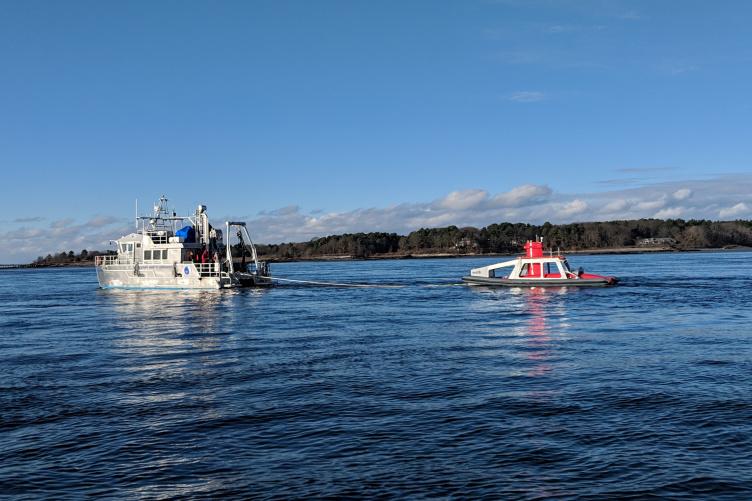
[525,287,553,377]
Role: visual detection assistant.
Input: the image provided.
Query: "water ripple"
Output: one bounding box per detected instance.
[1,253,751,498]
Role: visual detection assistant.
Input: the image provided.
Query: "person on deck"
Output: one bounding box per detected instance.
[201,248,209,264]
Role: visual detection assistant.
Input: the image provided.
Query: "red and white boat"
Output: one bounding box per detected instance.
[462,238,618,287]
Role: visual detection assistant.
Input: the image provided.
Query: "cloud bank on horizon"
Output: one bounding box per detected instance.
[1,175,751,263]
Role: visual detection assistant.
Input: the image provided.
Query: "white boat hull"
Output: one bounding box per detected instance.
[96,263,231,290]
[462,276,617,287]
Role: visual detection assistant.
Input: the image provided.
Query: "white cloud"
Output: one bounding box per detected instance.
[51,218,75,229]
[560,199,588,216]
[719,202,750,219]
[259,205,300,216]
[659,62,699,76]
[617,166,674,174]
[673,188,692,200]
[603,199,629,213]
[438,189,489,210]
[241,178,750,246]
[86,215,121,228]
[0,218,132,264]
[635,198,666,211]
[507,91,547,102]
[492,184,552,207]
[654,207,683,219]
[2,176,752,263]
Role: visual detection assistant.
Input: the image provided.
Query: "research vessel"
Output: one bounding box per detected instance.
[95,196,271,289]
[462,238,618,287]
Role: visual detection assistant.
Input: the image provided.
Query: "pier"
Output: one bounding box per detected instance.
[0,264,37,269]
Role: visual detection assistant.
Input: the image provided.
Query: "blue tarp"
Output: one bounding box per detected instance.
[176,225,195,243]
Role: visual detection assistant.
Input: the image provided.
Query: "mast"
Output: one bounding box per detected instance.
[225,221,234,274]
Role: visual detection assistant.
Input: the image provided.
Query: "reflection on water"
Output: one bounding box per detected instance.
[522,287,554,378]
[95,289,266,414]
[100,288,267,345]
[469,286,575,381]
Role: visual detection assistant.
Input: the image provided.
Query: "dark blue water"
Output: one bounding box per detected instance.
[2,252,751,498]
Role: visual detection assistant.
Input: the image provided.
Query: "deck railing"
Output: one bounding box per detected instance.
[97,256,225,279]
[147,234,170,245]
[194,262,221,277]
[95,255,134,266]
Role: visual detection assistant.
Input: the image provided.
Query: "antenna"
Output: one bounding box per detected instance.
[135,199,138,229]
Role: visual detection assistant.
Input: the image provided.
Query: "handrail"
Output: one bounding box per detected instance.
[95,255,134,266]
[194,262,221,277]
[145,234,170,245]
[97,256,223,280]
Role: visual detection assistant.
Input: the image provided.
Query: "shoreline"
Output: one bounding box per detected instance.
[256,244,750,263]
[7,245,751,269]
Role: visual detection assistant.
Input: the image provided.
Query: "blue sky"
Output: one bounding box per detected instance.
[1,0,751,261]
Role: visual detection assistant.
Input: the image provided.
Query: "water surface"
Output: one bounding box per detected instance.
[1,252,751,498]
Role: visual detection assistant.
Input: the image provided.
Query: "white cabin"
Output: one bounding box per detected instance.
[470,256,576,280]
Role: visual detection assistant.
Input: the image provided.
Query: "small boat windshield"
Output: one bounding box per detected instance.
[544,262,560,276]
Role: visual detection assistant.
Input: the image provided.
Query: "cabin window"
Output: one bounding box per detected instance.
[136,243,141,248]
[545,262,561,276]
[519,263,544,277]
[144,250,152,260]
[161,250,168,260]
[127,243,133,253]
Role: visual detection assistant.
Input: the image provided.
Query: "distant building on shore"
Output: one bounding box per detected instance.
[637,237,676,246]
[454,238,480,252]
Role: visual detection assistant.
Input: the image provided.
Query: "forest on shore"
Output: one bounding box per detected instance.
[255,218,752,260]
[30,218,752,265]
[31,249,115,266]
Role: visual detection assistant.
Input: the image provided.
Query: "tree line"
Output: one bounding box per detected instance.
[32,249,115,266]
[32,218,752,264]
[255,219,752,260]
